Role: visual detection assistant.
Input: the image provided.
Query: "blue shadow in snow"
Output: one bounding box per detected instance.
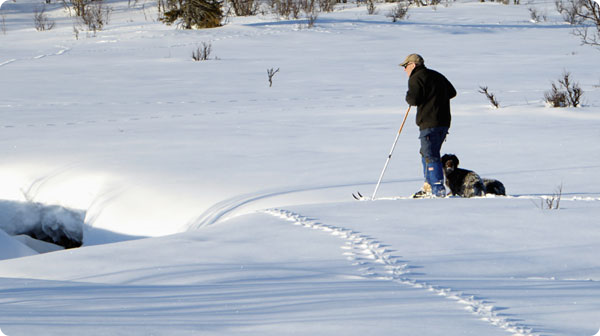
[244,17,577,32]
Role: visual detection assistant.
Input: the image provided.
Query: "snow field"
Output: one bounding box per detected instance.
[1,0,600,334]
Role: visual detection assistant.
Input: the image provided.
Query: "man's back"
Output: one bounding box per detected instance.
[406,66,456,130]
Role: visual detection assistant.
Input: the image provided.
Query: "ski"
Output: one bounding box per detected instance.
[352,191,365,200]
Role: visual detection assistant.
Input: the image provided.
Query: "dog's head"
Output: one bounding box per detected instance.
[441,154,459,174]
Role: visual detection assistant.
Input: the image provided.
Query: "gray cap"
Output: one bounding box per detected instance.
[400,54,424,67]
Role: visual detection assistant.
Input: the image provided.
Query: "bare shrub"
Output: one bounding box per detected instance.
[157,0,167,19]
[556,0,600,48]
[34,5,56,31]
[268,0,320,25]
[267,67,280,87]
[318,0,336,12]
[573,0,600,49]
[69,0,101,17]
[544,71,583,107]
[229,0,258,16]
[528,7,547,23]
[559,71,583,107]
[545,82,568,107]
[192,42,212,61]
[61,0,111,33]
[478,86,500,108]
[300,0,318,26]
[541,184,563,210]
[555,0,584,24]
[68,0,86,16]
[305,11,318,26]
[289,1,302,19]
[366,0,377,14]
[410,0,443,6]
[410,0,423,7]
[270,0,301,19]
[80,1,111,33]
[388,2,409,22]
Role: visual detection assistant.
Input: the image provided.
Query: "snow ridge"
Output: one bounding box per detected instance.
[264,208,539,336]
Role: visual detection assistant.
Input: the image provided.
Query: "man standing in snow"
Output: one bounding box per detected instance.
[401,54,456,198]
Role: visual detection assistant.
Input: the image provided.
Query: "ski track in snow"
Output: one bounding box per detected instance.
[189,188,600,230]
[0,46,70,68]
[264,208,540,336]
[187,181,390,229]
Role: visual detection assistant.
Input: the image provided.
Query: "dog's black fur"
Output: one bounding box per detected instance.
[482,178,506,196]
[441,154,506,197]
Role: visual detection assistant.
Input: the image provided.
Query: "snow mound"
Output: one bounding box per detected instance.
[13,234,64,254]
[0,229,37,260]
[0,200,85,249]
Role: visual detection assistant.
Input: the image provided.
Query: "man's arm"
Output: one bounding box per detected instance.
[405,77,423,106]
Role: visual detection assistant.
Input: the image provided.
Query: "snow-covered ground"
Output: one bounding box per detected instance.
[0,0,599,334]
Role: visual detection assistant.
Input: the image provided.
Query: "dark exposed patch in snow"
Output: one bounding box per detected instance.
[0,200,84,249]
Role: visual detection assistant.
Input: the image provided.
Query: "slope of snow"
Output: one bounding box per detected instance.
[0,199,599,335]
[0,229,37,260]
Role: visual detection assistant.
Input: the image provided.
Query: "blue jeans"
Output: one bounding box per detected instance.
[419,127,448,195]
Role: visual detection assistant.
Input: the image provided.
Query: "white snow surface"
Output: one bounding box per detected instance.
[1,0,600,335]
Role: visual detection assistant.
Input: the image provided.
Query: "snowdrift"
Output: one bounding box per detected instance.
[0,228,37,260]
[0,200,84,259]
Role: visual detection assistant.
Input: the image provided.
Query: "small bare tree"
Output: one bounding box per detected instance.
[478,86,500,108]
[556,0,600,49]
[267,67,280,87]
[192,42,212,61]
[34,5,56,31]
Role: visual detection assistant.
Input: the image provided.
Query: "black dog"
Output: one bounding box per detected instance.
[482,178,506,196]
[441,154,506,197]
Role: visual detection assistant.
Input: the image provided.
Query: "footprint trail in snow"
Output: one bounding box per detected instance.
[264,208,539,336]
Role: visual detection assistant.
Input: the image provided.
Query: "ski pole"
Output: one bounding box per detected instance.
[354,106,411,200]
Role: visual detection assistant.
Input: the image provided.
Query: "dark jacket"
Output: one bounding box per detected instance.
[405,66,456,130]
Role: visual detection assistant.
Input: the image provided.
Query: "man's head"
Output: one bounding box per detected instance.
[400,53,424,76]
